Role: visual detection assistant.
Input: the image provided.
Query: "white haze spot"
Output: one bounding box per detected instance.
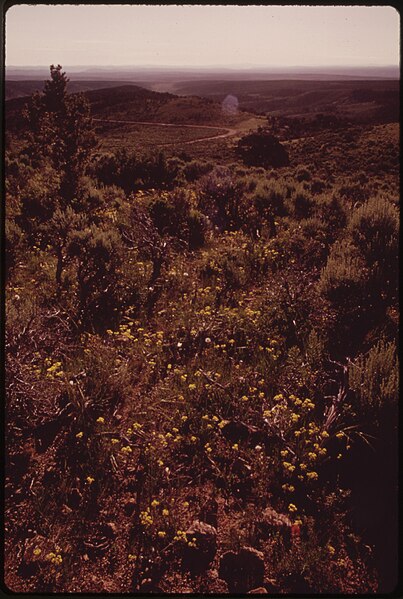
[222,94,239,115]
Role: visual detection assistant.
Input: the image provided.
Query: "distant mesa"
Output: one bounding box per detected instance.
[222,94,239,114]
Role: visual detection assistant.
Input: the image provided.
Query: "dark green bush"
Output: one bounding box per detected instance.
[68,224,126,331]
[236,128,290,168]
[348,339,398,415]
[149,189,207,250]
[183,159,213,182]
[198,167,246,231]
[347,195,398,284]
[319,240,365,306]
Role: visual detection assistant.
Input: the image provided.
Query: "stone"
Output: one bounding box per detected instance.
[219,546,265,593]
[181,520,217,573]
[258,507,292,544]
[199,497,218,527]
[124,497,137,516]
[220,420,251,443]
[262,507,291,527]
[248,587,268,594]
[67,487,82,509]
[104,522,118,537]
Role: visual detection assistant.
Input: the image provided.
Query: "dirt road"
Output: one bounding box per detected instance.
[93,118,238,145]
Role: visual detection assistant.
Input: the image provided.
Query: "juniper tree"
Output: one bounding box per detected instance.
[24,65,97,205]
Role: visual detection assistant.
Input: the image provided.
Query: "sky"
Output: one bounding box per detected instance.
[5,4,400,68]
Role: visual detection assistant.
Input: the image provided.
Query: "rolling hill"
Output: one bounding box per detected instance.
[5,83,249,135]
[167,79,399,123]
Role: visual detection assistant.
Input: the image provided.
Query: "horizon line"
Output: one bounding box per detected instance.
[6,64,400,70]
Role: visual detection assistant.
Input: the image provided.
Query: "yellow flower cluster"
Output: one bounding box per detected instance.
[44,358,64,379]
[46,552,63,565]
[140,509,153,526]
[173,530,197,547]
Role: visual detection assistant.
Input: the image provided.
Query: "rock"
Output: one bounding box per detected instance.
[104,522,118,537]
[208,568,229,593]
[67,487,82,509]
[220,420,251,443]
[181,520,217,573]
[124,498,137,516]
[258,507,292,544]
[199,497,218,527]
[248,587,268,594]
[219,546,265,593]
[262,506,291,527]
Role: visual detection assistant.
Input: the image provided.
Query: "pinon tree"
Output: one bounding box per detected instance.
[236,128,289,168]
[21,65,99,293]
[24,64,97,204]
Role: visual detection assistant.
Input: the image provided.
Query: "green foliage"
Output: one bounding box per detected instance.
[280,217,329,268]
[148,188,207,250]
[92,149,181,194]
[348,339,398,414]
[68,224,126,331]
[319,195,398,352]
[319,240,365,310]
[347,195,398,293]
[24,65,97,203]
[198,167,248,231]
[182,159,214,182]
[5,219,25,279]
[236,128,290,168]
[252,179,288,221]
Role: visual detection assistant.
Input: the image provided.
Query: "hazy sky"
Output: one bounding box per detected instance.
[5,4,400,68]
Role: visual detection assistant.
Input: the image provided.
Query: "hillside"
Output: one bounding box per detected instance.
[5,79,134,101]
[5,84,249,142]
[169,79,399,123]
[85,85,245,126]
[5,67,399,594]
